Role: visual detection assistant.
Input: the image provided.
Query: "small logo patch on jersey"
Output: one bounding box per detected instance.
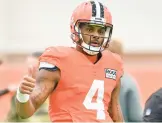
[105,68,117,80]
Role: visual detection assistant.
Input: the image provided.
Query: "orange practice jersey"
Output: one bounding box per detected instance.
[39,46,123,122]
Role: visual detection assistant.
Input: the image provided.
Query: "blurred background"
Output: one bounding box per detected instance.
[0,0,162,121]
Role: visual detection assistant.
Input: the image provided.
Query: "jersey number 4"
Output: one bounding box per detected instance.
[83,79,105,120]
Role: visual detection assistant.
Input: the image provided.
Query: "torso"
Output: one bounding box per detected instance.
[41,47,123,122]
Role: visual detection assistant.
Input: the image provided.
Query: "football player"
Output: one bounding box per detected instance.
[16,0,124,122]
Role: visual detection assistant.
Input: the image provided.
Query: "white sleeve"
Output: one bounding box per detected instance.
[39,62,56,69]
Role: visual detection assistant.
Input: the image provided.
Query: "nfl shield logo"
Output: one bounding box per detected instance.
[105,68,117,80]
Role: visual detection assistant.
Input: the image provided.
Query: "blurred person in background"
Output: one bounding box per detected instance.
[107,39,143,122]
[0,85,17,97]
[0,59,17,97]
[0,56,19,121]
[0,59,9,97]
[143,88,162,122]
[6,51,50,122]
[0,59,2,65]
[0,59,12,97]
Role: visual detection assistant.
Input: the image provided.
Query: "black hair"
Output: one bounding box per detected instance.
[31,51,43,58]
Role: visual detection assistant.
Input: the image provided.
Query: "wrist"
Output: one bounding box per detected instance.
[16,88,30,103]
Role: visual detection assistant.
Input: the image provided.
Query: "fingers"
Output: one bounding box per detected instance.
[19,82,35,94]
[23,75,36,83]
[19,76,36,94]
[28,65,34,77]
[21,85,34,93]
[22,80,35,88]
[18,65,37,95]
[19,87,32,95]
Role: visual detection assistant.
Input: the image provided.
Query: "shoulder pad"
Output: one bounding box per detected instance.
[39,46,73,68]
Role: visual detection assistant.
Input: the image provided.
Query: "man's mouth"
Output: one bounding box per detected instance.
[90,41,99,47]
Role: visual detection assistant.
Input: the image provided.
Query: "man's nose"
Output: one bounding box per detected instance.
[92,32,100,40]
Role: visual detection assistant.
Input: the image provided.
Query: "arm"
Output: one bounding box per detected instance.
[0,84,18,97]
[0,88,9,96]
[108,79,124,122]
[127,81,143,121]
[16,66,60,119]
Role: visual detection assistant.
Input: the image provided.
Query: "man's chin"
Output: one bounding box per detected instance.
[0,60,2,65]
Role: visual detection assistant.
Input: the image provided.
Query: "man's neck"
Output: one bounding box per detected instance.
[76,46,101,64]
[86,55,98,64]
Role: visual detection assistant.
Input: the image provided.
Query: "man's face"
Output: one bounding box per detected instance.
[79,23,106,47]
[26,56,38,66]
[0,60,2,65]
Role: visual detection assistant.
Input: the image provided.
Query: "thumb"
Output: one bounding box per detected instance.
[28,65,34,78]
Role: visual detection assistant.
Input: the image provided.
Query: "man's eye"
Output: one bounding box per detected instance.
[87,28,93,32]
[99,30,105,35]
